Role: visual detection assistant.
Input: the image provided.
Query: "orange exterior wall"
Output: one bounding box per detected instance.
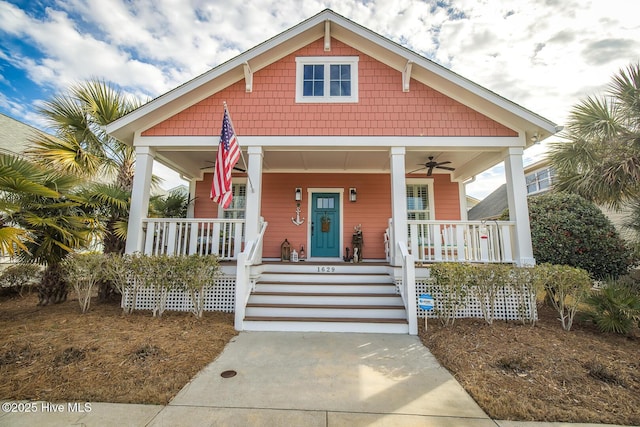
[195,173,461,259]
[142,38,517,138]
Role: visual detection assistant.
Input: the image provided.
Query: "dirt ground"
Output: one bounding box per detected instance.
[0,292,237,405]
[1,292,639,425]
[420,305,640,426]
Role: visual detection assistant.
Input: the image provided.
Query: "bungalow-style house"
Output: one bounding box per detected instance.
[106,9,559,334]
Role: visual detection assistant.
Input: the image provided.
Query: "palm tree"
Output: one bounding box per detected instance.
[149,190,190,219]
[28,79,143,253]
[0,153,98,304]
[549,63,640,208]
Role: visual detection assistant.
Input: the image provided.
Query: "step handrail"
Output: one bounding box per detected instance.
[398,241,418,335]
[235,220,268,331]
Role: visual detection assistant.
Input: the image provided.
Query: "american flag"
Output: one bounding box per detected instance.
[211,107,240,208]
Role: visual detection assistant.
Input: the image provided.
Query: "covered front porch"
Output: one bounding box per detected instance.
[126,141,536,268]
[122,137,541,334]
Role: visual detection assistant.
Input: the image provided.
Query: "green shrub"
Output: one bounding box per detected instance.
[127,254,219,317]
[509,266,538,325]
[468,264,511,325]
[430,263,472,326]
[62,252,106,313]
[0,264,42,296]
[533,263,592,331]
[503,192,633,279]
[173,254,219,318]
[585,281,640,334]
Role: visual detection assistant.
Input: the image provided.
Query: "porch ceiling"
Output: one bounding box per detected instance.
[154,147,502,181]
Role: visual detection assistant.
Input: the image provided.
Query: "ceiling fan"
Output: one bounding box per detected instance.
[200,161,246,173]
[410,156,455,176]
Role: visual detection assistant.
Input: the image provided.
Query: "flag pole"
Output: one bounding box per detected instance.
[223,101,255,193]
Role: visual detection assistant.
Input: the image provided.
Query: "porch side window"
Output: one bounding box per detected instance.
[295,56,359,103]
[222,183,246,219]
[406,184,431,220]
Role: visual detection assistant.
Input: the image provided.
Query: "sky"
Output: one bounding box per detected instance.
[1,0,639,199]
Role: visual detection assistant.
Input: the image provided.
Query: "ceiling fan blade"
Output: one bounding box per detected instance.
[426,167,435,176]
[436,165,456,171]
[408,166,426,174]
[436,161,452,166]
[201,162,246,173]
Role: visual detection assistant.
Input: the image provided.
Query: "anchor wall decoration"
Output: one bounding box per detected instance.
[291,204,305,226]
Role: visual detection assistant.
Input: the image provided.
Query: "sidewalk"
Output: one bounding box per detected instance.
[0,332,628,426]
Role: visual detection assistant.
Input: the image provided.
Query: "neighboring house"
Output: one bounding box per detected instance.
[106,9,559,334]
[469,159,635,241]
[0,113,41,155]
[468,159,555,220]
[0,113,45,267]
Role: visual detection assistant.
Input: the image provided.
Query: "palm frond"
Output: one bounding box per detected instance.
[0,226,30,257]
[27,133,104,177]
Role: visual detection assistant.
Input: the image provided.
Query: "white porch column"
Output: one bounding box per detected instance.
[244,146,263,259]
[504,147,535,266]
[125,146,155,254]
[390,147,408,266]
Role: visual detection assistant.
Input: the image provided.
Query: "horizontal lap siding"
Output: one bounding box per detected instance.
[142,38,517,138]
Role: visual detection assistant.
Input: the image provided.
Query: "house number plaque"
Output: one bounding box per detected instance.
[317,266,336,273]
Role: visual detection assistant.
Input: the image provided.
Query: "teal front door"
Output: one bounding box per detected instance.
[311,193,340,258]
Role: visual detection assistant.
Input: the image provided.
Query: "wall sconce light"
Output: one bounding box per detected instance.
[349,187,357,202]
[295,187,302,201]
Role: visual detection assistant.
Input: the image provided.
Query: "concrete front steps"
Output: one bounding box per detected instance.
[243,263,409,334]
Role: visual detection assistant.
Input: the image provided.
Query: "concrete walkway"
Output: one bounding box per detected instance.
[0,332,628,426]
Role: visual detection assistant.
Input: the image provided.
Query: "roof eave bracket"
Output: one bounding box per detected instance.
[324,20,331,51]
[243,62,253,93]
[403,60,413,92]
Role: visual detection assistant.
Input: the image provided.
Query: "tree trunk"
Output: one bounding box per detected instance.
[38,263,68,306]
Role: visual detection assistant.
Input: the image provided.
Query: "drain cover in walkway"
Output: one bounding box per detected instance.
[220,370,237,378]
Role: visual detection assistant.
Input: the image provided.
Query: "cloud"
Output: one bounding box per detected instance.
[2,0,640,193]
[583,39,637,66]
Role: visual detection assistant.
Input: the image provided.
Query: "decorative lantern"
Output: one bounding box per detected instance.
[291,249,299,262]
[281,239,291,261]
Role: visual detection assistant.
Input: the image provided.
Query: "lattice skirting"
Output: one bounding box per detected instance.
[400,279,538,322]
[122,275,236,313]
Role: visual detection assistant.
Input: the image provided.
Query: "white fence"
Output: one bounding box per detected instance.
[404,278,538,322]
[122,275,236,313]
[142,218,244,260]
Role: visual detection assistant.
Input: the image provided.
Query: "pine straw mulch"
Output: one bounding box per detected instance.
[419,305,640,426]
[0,292,237,405]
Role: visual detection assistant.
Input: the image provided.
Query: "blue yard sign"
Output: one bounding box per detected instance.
[418,294,434,311]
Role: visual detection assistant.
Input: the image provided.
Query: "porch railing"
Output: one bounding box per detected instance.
[142,218,244,260]
[408,220,515,263]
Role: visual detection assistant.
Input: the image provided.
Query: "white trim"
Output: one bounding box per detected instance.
[307,188,345,260]
[295,56,359,103]
[134,135,524,149]
[458,181,468,221]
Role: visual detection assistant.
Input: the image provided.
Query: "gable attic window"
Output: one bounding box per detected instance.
[295,56,359,103]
